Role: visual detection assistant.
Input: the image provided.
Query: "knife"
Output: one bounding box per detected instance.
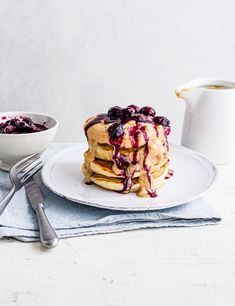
[25,178,59,248]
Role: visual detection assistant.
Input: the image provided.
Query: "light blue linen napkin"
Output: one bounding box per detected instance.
[0,144,221,242]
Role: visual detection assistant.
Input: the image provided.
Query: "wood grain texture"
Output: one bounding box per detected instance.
[0,165,235,306]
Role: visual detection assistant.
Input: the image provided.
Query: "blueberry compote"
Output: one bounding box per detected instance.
[0,116,47,134]
[84,105,171,197]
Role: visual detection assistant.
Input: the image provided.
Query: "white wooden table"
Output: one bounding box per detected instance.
[0,164,235,306]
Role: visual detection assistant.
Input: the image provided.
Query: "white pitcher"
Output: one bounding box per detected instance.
[175,78,235,164]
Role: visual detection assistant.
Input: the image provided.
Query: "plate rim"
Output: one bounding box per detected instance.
[41,143,218,211]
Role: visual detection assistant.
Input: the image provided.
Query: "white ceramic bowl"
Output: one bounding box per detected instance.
[0,112,58,171]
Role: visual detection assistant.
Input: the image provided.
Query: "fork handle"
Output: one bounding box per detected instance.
[35,203,58,248]
[0,186,16,216]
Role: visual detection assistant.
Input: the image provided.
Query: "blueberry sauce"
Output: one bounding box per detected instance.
[164,126,171,136]
[143,144,157,197]
[140,106,156,117]
[84,113,115,137]
[129,123,149,148]
[165,169,174,179]
[85,181,93,185]
[132,151,138,165]
[0,116,47,134]
[84,105,171,196]
[116,155,129,169]
[123,169,136,192]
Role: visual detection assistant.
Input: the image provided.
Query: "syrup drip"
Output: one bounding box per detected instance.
[143,144,157,198]
[132,151,138,165]
[84,113,115,138]
[165,169,174,179]
[85,181,93,185]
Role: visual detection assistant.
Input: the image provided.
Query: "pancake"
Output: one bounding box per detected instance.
[90,157,168,178]
[89,162,168,195]
[95,143,145,162]
[96,144,113,161]
[90,173,140,192]
[90,159,140,178]
[83,105,172,198]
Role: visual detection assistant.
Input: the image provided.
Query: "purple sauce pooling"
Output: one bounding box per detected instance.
[0,116,47,134]
[165,169,174,179]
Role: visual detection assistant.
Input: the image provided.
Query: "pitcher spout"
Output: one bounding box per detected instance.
[175,80,204,111]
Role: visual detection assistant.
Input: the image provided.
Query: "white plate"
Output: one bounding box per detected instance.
[41,143,217,211]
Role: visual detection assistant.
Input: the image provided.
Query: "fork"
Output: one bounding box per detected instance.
[0,153,43,216]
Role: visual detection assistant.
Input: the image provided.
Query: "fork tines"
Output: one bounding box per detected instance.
[20,159,43,184]
[12,153,43,184]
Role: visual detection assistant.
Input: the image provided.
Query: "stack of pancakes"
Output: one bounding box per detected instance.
[85,143,141,192]
[82,106,171,198]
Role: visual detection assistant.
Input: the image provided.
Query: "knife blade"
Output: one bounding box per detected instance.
[25,178,59,248]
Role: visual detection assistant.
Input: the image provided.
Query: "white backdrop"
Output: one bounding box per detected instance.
[0,0,234,143]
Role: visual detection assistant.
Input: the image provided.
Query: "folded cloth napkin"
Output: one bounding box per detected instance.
[0,144,221,242]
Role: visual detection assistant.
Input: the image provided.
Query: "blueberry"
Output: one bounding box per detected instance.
[8,119,18,126]
[0,123,4,133]
[126,104,140,113]
[122,105,141,119]
[140,106,156,117]
[30,124,38,132]
[133,113,146,122]
[16,121,26,129]
[108,123,124,139]
[4,125,16,134]
[108,106,123,119]
[0,122,6,129]
[153,116,170,127]
[23,117,33,126]
[122,107,134,119]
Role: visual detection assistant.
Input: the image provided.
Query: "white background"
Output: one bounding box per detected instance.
[1,3,235,305]
[0,0,234,143]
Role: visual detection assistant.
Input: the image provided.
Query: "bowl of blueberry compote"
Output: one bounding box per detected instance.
[0,112,58,171]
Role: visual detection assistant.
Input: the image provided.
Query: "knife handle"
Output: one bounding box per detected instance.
[35,203,59,248]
